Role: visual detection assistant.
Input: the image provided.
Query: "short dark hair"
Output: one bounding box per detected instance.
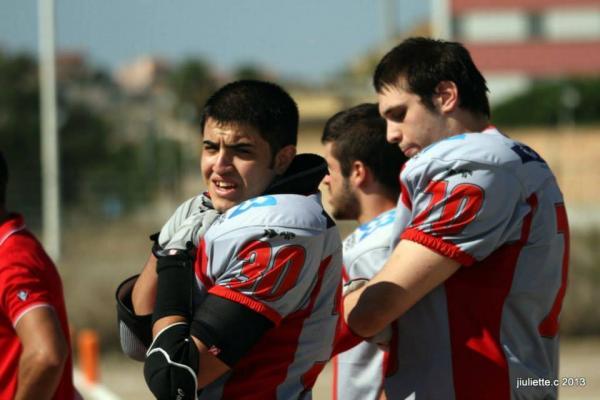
[0,151,7,207]
[199,80,299,154]
[321,103,407,199]
[373,37,490,118]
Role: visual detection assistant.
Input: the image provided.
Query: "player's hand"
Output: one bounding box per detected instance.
[159,195,220,253]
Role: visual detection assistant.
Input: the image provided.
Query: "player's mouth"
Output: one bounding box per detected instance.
[211,179,240,199]
[402,145,420,157]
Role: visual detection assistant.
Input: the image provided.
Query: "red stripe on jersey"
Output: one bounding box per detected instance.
[194,239,213,288]
[538,202,570,337]
[330,312,364,357]
[401,228,476,266]
[220,255,333,399]
[209,285,282,325]
[341,265,349,283]
[444,194,538,399]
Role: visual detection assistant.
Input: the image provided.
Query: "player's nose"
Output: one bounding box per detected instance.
[386,122,402,144]
[213,149,234,173]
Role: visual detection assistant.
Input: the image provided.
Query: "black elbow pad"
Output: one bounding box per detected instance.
[144,323,200,400]
[115,275,152,361]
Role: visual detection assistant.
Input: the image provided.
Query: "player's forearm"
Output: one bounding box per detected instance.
[344,282,399,337]
[132,254,158,315]
[345,240,461,337]
[15,347,66,400]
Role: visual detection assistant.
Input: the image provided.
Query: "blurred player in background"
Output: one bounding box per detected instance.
[0,151,78,399]
[321,103,407,400]
[343,37,570,399]
[116,80,343,399]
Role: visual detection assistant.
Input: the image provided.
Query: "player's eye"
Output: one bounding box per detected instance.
[203,143,219,153]
[389,108,406,122]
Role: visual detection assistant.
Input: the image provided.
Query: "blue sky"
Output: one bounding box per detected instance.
[0,1,429,82]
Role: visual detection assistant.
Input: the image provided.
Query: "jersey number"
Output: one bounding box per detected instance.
[538,203,570,338]
[412,180,484,235]
[231,240,306,301]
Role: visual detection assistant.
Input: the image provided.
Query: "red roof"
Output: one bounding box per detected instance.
[466,41,600,76]
[452,0,599,13]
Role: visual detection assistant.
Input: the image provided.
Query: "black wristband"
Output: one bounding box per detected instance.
[152,252,194,324]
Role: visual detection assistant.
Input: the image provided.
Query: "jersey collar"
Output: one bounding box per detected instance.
[263,153,327,196]
[0,213,26,247]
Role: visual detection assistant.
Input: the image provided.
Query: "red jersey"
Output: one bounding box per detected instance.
[0,214,75,399]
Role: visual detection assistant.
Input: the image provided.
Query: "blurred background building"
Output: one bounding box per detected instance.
[435,0,600,102]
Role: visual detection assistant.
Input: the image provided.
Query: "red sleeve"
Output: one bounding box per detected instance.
[0,263,52,326]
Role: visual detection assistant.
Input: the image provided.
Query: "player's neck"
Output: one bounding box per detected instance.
[357,190,396,225]
[447,109,489,135]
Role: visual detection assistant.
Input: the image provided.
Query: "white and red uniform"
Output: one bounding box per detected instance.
[192,193,342,399]
[333,209,395,400]
[385,127,569,399]
[0,214,75,400]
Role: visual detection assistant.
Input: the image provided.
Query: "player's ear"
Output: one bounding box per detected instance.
[434,80,459,114]
[273,145,296,175]
[350,160,367,188]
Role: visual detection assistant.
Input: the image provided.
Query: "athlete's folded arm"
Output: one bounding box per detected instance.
[131,253,159,316]
[146,293,274,396]
[344,239,460,338]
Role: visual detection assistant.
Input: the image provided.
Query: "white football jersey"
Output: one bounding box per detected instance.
[333,209,395,400]
[386,127,569,400]
[193,193,343,399]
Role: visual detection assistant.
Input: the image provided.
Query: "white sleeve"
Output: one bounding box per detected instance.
[401,159,526,265]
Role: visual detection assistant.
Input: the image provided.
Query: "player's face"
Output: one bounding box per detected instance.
[378,80,449,157]
[201,118,279,212]
[322,142,360,220]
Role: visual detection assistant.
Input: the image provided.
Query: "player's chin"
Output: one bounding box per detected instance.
[211,196,239,213]
[208,189,242,212]
[403,146,420,157]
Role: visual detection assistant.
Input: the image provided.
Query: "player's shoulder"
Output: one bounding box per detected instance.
[418,128,523,165]
[403,127,543,181]
[173,193,211,216]
[209,193,328,237]
[0,231,47,274]
[343,209,395,255]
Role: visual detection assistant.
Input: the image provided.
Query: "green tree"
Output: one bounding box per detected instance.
[492,78,600,127]
[169,58,216,124]
[234,63,269,81]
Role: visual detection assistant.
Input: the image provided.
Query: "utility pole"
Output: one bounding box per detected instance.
[38,0,61,260]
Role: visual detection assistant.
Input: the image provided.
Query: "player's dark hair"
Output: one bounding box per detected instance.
[373,37,490,118]
[199,80,299,155]
[0,151,7,207]
[321,103,406,199]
